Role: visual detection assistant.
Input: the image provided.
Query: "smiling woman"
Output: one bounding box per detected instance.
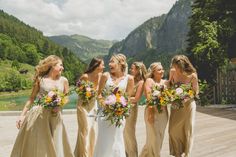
[10,55,74,157]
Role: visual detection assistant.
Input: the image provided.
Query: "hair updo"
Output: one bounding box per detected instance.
[111,53,127,72]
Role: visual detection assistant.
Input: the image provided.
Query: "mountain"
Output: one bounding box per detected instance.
[109,0,193,68]
[49,34,116,63]
[0,10,86,91]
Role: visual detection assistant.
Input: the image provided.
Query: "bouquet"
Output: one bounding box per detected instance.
[148,84,174,113]
[100,86,131,127]
[75,80,97,104]
[171,83,195,109]
[34,89,66,114]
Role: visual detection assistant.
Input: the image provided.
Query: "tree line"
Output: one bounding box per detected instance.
[0,10,86,92]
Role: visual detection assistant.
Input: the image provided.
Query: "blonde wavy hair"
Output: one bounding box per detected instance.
[34,55,62,82]
[171,55,196,75]
[132,62,147,81]
[147,62,162,78]
[111,53,127,73]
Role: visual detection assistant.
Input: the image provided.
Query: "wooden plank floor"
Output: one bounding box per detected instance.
[1,106,236,157]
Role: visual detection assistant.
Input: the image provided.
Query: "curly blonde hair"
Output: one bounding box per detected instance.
[147,62,162,78]
[132,62,147,81]
[34,55,62,82]
[171,55,196,75]
[111,53,127,72]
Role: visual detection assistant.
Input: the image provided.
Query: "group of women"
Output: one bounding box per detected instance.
[10,53,199,157]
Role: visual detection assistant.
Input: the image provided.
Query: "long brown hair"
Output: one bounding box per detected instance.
[132,62,147,82]
[84,57,103,74]
[171,55,196,74]
[34,55,62,82]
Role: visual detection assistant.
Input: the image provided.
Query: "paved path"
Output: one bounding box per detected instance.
[1,106,236,157]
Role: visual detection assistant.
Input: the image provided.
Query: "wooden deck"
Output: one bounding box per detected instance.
[0,106,236,157]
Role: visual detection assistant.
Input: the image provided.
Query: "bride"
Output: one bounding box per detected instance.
[94,53,134,157]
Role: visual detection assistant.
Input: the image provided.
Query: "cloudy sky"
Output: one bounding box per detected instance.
[0,0,177,40]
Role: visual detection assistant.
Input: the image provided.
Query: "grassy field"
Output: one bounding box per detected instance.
[0,60,35,77]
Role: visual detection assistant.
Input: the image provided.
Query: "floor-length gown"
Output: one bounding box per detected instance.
[94,74,128,157]
[169,94,196,157]
[74,93,97,157]
[124,84,138,157]
[140,82,169,157]
[11,77,73,157]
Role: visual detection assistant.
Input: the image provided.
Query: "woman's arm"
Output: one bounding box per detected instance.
[97,72,109,96]
[126,75,134,97]
[144,78,154,100]
[169,68,175,82]
[16,80,40,129]
[130,80,144,104]
[144,78,155,123]
[63,77,70,104]
[192,73,199,95]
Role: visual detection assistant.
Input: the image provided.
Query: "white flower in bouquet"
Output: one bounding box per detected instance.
[176,87,184,95]
[152,90,161,97]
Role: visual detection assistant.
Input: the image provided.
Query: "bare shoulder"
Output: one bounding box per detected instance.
[170,68,176,73]
[80,74,88,81]
[138,80,144,85]
[127,74,134,81]
[102,72,109,78]
[163,79,170,86]
[146,78,154,83]
[100,72,109,81]
[61,76,69,83]
[191,73,198,80]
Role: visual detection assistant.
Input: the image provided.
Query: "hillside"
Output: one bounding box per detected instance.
[0,10,86,90]
[49,34,115,63]
[109,0,193,68]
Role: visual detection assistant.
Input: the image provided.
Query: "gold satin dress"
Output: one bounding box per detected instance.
[140,82,169,157]
[74,91,97,157]
[169,98,196,157]
[10,77,73,157]
[124,84,138,157]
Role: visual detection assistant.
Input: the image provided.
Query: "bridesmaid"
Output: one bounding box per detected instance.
[74,57,104,157]
[124,62,147,157]
[11,55,73,157]
[140,62,169,157]
[168,55,199,157]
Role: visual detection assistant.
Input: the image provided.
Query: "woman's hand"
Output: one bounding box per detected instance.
[16,115,25,129]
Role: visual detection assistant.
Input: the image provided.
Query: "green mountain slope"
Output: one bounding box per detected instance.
[0,10,86,91]
[49,34,115,63]
[109,0,193,68]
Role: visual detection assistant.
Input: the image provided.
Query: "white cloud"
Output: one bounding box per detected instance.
[0,0,177,40]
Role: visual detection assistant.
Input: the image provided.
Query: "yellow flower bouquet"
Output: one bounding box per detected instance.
[100,87,131,127]
[148,84,174,113]
[171,83,195,109]
[75,80,97,104]
[34,89,66,113]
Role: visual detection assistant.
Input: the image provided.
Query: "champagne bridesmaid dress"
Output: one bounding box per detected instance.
[124,84,138,157]
[11,77,73,157]
[169,84,196,157]
[74,85,97,157]
[140,81,169,157]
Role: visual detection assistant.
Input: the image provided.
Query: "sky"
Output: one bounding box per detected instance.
[0,0,177,40]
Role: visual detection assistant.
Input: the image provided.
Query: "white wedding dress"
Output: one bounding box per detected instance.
[94,74,128,157]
